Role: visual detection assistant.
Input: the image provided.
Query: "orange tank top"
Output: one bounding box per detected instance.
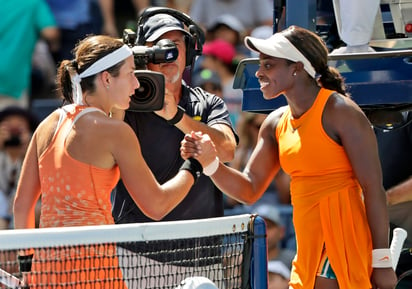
[275,88,372,289]
[38,105,120,228]
[276,88,359,206]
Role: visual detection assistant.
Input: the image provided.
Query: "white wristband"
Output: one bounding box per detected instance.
[372,248,392,268]
[203,157,219,176]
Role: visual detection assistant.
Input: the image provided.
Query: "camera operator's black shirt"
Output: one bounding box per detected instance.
[111,84,237,224]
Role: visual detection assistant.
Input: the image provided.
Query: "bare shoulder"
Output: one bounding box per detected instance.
[263,105,288,131]
[323,92,370,142]
[325,92,363,115]
[73,113,140,168]
[256,105,288,145]
[101,115,134,135]
[90,115,139,148]
[324,92,368,126]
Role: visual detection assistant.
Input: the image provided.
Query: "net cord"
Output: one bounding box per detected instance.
[0,214,252,250]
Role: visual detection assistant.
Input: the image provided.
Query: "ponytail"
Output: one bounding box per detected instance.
[318,66,349,97]
[56,60,76,104]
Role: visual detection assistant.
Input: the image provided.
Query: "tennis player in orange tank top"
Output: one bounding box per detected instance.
[30,106,126,288]
[276,88,373,288]
[181,26,397,289]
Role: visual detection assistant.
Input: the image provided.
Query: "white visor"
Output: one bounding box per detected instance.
[245,33,316,78]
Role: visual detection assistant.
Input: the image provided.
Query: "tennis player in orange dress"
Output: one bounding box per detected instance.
[181,26,398,289]
[13,35,216,288]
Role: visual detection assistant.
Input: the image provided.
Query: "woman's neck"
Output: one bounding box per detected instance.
[287,85,320,119]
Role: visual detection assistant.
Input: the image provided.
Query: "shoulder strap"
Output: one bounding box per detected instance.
[64,106,106,139]
[72,107,105,124]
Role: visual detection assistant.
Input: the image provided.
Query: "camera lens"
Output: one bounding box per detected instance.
[132,75,156,104]
[128,71,165,112]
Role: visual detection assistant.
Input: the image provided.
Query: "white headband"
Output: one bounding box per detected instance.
[71,45,133,105]
[245,33,316,78]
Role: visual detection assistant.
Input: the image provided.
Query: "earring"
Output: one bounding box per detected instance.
[293,72,297,76]
[106,85,110,89]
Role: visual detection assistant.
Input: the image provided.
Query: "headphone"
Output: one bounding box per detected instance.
[136,7,205,67]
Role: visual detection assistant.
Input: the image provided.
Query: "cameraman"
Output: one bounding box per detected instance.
[0,106,38,229]
[112,11,237,224]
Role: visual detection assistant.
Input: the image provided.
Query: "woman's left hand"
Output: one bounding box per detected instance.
[371,267,398,289]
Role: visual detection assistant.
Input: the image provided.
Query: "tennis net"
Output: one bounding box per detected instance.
[0,214,267,289]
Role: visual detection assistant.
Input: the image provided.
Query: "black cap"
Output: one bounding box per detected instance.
[142,14,190,43]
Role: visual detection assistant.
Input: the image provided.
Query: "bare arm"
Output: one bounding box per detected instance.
[13,133,42,230]
[181,108,285,205]
[386,177,412,205]
[175,115,236,162]
[325,95,389,249]
[154,86,237,162]
[112,121,216,220]
[98,0,118,37]
[41,26,60,53]
[324,94,397,288]
[132,0,150,14]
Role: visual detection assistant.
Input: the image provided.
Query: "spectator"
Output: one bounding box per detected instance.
[0,0,59,109]
[133,1,193,14]
[182,25,397,289]
[46,0,118,66]
[0,107,39,229]
[201,39,243,126]
[192,69,223,98]
[230,112,266,171]
[268,260,291,289]
[189,0,273,35]
[165,0,193,14]
[31,39,59,101]
[206,14,250,60]
[252,203,295,269]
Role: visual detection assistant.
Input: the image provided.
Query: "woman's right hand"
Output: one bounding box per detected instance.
[181,131,217,169]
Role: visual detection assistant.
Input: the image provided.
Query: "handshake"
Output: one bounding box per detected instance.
[180,131,220,177]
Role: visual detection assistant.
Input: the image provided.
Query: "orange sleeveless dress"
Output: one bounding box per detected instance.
[31,105,126,288]
[276,88,372,289]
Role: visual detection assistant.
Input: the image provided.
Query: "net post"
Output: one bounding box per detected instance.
[251,214,268,289]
